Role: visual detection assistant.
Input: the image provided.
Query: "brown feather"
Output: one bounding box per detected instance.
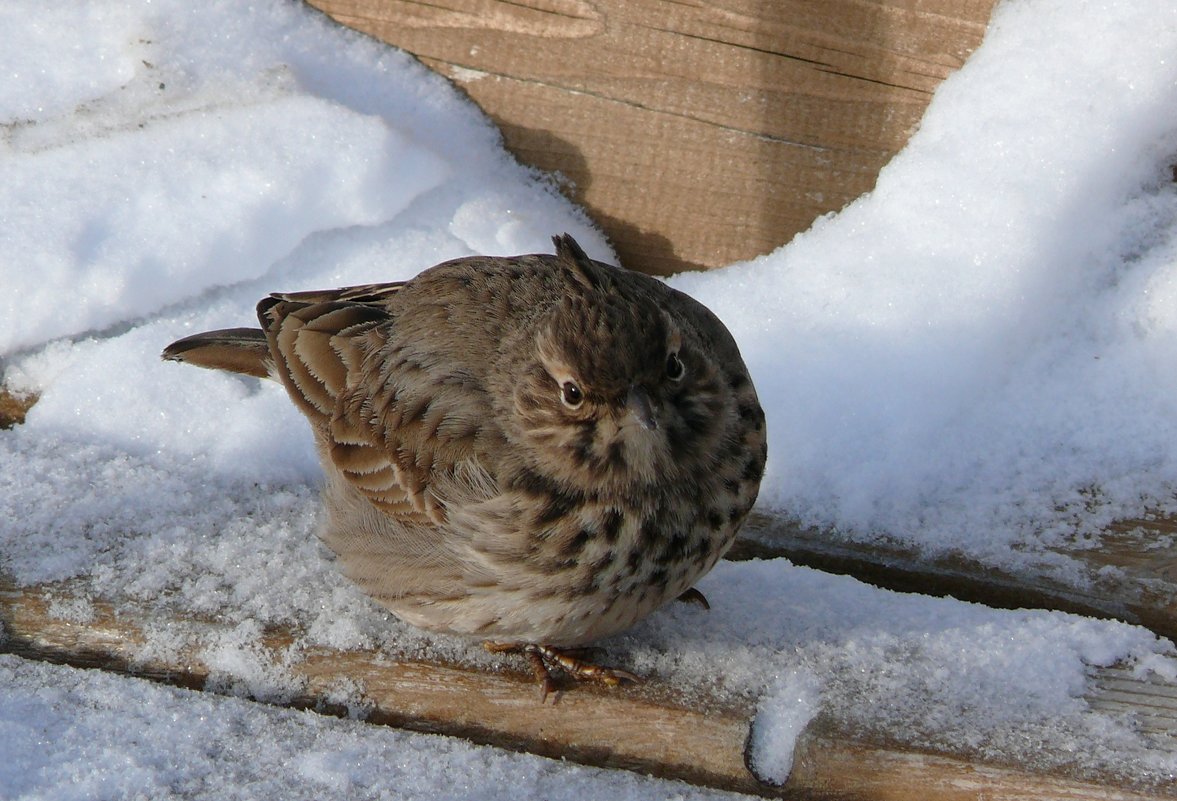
[160,328,271,379]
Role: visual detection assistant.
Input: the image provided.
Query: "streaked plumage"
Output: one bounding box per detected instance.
[163,234,766,693]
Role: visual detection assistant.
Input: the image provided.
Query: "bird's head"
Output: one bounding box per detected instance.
[504,236,737,495]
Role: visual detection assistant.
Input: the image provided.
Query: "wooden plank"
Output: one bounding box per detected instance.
[789,737,1169,801]
[734,512,1177,644]
[303,0,998,273]
[0,387,35,429]
[2,577,1174,800]
[0,576,761,794]
[1089,666,1177,738]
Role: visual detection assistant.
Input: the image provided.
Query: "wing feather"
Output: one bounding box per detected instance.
[256,283,497,530]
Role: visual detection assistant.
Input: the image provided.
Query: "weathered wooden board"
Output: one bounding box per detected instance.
[303,0,999,274]
[735,512,1177,644]
[2,576,1173,801]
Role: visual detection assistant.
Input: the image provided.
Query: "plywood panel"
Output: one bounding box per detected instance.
[304,0,998,273]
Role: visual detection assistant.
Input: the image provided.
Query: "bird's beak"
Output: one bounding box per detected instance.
[625,386,658,431]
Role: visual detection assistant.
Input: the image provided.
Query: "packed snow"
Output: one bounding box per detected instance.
[3,0,1177,795]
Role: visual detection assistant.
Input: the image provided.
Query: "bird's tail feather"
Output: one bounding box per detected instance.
[161,327,272,379]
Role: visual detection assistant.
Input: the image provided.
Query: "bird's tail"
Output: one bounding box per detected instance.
[161,327,272,379]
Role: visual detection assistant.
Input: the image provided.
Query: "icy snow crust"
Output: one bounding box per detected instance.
[3,0,1177,792]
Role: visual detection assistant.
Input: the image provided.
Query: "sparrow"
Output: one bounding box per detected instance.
[163,234,766,697]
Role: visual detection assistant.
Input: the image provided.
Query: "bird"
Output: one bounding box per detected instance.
[163,234,766,698]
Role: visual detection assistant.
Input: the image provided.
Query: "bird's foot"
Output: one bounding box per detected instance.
[484,641,641,702]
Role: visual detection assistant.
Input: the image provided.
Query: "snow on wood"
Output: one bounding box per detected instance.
[3,569,1176,800]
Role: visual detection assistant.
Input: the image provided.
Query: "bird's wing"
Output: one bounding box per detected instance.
[258,284,494,524]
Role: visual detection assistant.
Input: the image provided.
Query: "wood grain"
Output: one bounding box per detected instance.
[790,736,1170,801]
[303,0,999,273]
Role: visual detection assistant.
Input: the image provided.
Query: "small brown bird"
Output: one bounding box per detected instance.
[163,234,766,696]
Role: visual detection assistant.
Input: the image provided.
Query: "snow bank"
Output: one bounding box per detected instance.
[674,0,1177,563]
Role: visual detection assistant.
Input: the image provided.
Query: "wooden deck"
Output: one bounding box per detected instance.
[5,539,1177,800]
[2,374,1175,800]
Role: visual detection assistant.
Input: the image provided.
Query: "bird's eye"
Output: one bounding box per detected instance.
[665,352,685,381]
[560,381,584,408]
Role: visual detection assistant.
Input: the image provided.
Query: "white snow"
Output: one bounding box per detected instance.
[3,0,1177,794]
[624,560,1176,786]
[746,667,822,785]
[0,655,745,801]
[673,0,1177,566]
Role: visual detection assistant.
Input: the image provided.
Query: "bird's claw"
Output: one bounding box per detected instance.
[484,641,642,702]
